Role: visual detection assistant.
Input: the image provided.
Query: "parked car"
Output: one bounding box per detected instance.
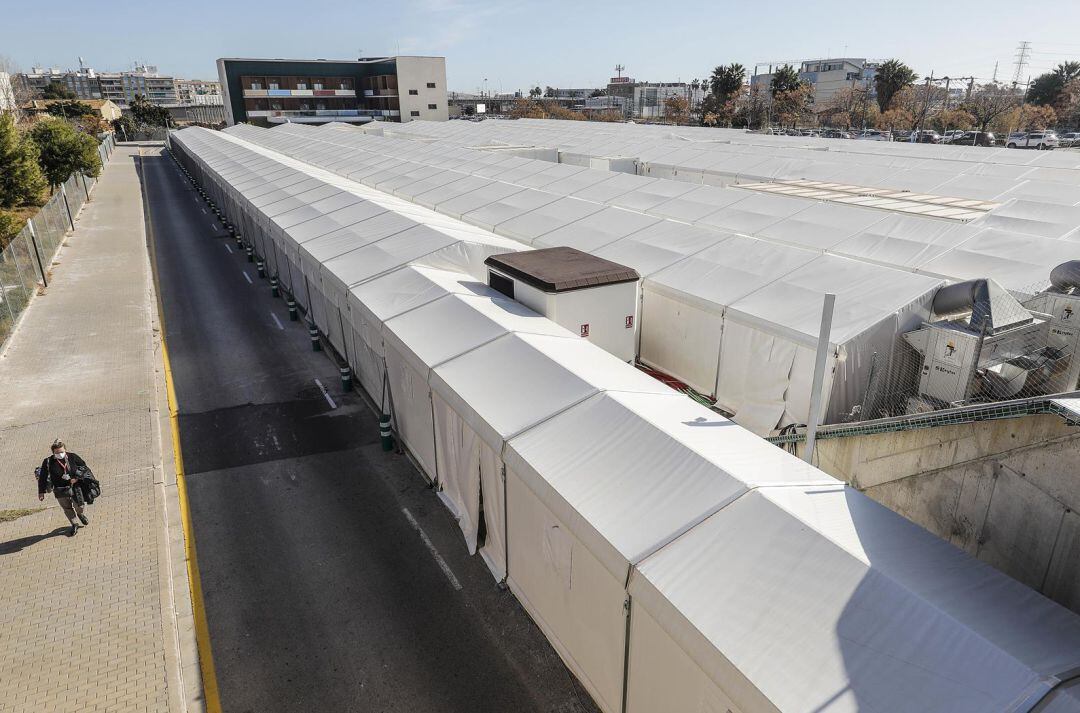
[1007,131,1060,149]
[1059,132,1080,147]
[912,130,943,143]
[941,129,967,142]
[946,131,996,147]
[855,129,890,141]
[822,129,853,139]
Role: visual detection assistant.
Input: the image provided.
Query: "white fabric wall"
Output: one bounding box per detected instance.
[638,286,724,395]
[505,468,628,713]
[384,349,437,479]
[432,393,483,553]
[626,605,751,713]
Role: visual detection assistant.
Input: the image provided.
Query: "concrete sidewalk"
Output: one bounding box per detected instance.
[0,146,200,712]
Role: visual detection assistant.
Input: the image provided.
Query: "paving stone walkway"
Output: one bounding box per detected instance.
[0,146,193,713]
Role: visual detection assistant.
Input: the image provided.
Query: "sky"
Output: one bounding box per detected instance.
[4,0,1080,92]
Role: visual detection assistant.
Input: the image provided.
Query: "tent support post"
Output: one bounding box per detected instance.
[803,293,835,466]
[620,594,633,713]
[500,462,509,590]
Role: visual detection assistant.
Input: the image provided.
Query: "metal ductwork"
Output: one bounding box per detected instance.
[932,279,993,330]
[1050,260,1080,294]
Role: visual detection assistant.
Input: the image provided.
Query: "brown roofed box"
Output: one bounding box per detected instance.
[485,247,639,293]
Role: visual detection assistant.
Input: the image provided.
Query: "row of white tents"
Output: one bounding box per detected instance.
[168,125,1080,712]
[366,118,1080,206]
[216,122,962,434]
[212,122,1080,436]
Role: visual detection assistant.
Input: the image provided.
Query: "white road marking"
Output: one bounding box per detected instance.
[225,244,233,254]
[242,271,253,284]
[270,312,284,331]
[314,378,337,409]
[402,508,462,591]
[201,207,207,214]
[210,223,217,231]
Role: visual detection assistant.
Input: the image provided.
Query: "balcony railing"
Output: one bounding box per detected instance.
[243,88,355,98]
[248,109,383,118]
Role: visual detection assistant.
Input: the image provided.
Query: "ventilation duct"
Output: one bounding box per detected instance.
[1050,260,1080,294]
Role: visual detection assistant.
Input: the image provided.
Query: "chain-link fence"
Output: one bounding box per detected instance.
[0,133,117,348]
[847,276,1077,424]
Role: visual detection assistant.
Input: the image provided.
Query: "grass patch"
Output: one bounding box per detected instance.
[0,507,45,523]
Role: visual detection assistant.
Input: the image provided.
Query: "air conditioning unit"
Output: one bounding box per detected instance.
[485,247,640,362]
[1025,260,1080,393]
[903,279,1051,407]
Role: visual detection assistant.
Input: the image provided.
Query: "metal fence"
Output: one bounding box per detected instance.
[845,277,1076,426]
[0,133,117,348]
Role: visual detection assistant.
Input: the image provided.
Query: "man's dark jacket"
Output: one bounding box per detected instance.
[37,453,89,495]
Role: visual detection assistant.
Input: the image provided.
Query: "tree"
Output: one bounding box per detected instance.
[0,113,46,208]
[543,86,555,98]
[732,84,769,129]
[0,209,21,247]
[129,94,171,127]
[589,88,605,98]
[509,99,547,119]
[961,84,1021,132]
[1027,62,1080,116]
[664,95,690,125]
[29,118,102,187]
[45,100,94,120]
[40,81,77,100]
[1003,104,1057,131]
[770,65,802,96]
[529,86,542,99]
[873,59,917,113]
[773,84,814,128]
[930,108,974,132]
[709,64,746,103]
[877,107,915,132]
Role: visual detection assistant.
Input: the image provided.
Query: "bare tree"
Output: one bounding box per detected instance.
[962,84,1021,133]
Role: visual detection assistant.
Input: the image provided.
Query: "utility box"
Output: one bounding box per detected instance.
[485,247,640,362]
[903,279,1051,406]
[1026,290,1080,392]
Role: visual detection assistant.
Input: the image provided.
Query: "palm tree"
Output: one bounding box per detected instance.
[769,65,802,96]
[710,64,746,103]
[874,59,917,113]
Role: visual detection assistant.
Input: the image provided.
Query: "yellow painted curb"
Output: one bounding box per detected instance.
[142,149,223,713]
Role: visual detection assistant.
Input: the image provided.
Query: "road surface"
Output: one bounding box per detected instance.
[140,146,597,713]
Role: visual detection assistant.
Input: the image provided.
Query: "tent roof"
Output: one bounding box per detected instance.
[504,390,833,581]
[629,484,1080,713]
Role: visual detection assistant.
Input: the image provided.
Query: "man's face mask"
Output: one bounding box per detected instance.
[54,451,66,460]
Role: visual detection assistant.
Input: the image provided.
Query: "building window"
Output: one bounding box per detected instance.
[408,89,418,95]
[410,110,420,117]
[428,104,437,110]
[297,82,307,90]
[426,82,436,89]
[313,82,323,90]
[269,82,279,90]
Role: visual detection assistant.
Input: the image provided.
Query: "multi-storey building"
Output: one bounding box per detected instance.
[752,58,877,105]
[217,56,448,126]
[176,79,222,105]
[18,63,179,107]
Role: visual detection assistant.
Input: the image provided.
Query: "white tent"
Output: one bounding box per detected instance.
[627,483,1080,713]
[503,390,832,713]
[169,126,1080,713]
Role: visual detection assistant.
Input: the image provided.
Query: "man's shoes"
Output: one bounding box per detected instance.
[77,513,89,525]
[67,524,79,537]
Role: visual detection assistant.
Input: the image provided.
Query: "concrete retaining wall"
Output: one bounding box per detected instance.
[800,416,1080,614]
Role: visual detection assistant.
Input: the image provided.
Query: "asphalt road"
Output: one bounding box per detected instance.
[139,147,598,713]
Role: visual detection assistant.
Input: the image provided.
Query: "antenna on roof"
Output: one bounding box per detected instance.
[615,64,625,79]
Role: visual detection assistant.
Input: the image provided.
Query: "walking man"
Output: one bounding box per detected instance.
[37,439,91,537]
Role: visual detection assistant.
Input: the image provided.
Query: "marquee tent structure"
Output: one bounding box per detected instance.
[168,125,1080,713]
